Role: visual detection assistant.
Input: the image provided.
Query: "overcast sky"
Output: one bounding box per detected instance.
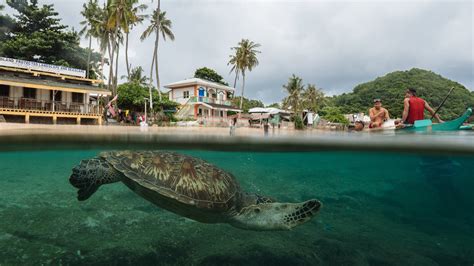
[3,0,473,104]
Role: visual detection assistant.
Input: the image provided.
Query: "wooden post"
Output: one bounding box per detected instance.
[25,114,30,124]
[53,115,57,125]
[76,116,81,125]
[98,116,102,125]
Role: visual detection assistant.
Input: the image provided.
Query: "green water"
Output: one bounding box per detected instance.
[0,150,473,265]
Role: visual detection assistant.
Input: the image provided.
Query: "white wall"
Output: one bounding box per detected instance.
[170,86,195,105]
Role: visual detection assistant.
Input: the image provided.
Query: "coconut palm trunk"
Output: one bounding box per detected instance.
[239,71,246,110]
[154,28,162,102]
[109,17,120,95]
[107,38,114,93]
[114,41,120,94]
[148,37,158,110]
[86,35,92,78]
[125,32,130,79]
[233,70,239,89]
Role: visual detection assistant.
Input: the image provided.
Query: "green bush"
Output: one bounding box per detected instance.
[293,115,304,129]
[321,106,349,125]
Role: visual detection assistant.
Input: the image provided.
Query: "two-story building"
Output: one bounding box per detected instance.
[0,57,111,125]
[164,78,241,122]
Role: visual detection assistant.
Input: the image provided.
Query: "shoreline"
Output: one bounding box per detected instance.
[0,123,473,155]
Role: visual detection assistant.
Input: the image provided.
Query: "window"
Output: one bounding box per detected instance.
[72,92,84,103]
[50,91,62,102]
[23,87,36,99]
[183,91,190,98]
[0,85,9,97]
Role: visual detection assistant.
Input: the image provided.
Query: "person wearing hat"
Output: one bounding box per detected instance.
[369,98,390,128]
[401,88,443,124]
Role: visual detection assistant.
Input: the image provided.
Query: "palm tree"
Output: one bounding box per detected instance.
[283,74,305,115]
[141,10,175,107]
[79,0,100,79]
[230,39,261,110]
[121,66,149,85]
[302,84,326,113]
[122,0,147,79]
[227,52,241,89]
[92,4,112,83]
[106,0,129,95]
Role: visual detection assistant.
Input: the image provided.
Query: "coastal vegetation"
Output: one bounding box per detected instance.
[0,0,102,79]
[194,67,229,86]
[231,97,264,113]
[331,68,474,120]
[141,8,175,104]
[1,2,471,124]
[228,39,261,110]
[279,69,473,123]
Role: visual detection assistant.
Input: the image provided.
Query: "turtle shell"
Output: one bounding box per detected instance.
[101,151,240,210]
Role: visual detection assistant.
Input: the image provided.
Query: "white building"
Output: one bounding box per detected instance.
[164,78,241,120]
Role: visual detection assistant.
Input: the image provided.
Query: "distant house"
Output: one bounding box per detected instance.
[0,57,111,125]
[164,78,241,120]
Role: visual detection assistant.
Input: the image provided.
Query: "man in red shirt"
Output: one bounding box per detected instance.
[401,88,443,124]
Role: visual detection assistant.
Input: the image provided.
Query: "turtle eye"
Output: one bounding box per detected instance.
[254,207,261,214]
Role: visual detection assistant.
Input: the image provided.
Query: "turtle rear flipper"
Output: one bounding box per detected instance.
[69,158,122,201]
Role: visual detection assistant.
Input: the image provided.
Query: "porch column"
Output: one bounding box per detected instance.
[52,115,57,124]
[76,116,81,125]
[25,114,30,124]
[52,90,56,112]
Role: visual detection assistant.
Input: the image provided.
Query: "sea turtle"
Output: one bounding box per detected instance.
[69,151,321,231]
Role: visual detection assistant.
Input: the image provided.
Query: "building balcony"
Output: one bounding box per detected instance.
[188,96,232,106]
[0,96,101,114]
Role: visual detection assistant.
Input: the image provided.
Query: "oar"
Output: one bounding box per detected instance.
[431,86,455,119]
[414,87,454,128]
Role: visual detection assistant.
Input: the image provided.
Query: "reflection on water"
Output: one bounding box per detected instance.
[0,150,473,265]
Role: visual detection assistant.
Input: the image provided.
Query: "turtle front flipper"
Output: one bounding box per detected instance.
[69,157,123,201]
[229,199,322,231]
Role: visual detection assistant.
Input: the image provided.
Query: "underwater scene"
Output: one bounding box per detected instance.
[0,149,473,265]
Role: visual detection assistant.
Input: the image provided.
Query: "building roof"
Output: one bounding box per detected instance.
[164,78,235,92]
[0,72,111,95]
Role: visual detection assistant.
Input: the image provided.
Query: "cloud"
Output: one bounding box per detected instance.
[4,0,472,104]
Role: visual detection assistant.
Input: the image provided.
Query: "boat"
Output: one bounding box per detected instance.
[400,108,472,132]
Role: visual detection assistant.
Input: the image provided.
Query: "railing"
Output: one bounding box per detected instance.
[0,96,100,114]
[188,96,232,106]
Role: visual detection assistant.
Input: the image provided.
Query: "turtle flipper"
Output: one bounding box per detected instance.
[69,157,122,201]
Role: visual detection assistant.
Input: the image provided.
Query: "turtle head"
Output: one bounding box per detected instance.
[229,199,322,231]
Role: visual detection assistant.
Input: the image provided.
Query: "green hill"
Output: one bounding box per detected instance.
[332,68,474,120]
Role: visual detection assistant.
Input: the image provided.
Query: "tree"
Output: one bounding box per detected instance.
[282,74,305,115]
[331,68,474,120]
[320,106,349,125]
[231,96,264,113]
[121,0,147,79]
[141,10,175,108]
[117,81,178,113]
[302,84,326,113]
[79,0,100,79]
[266,103,280,108]
[230,39,261,111]
[0,4,15,46]
[194,67,228,85]
[1,0,101,78]
[121,66,148,85]
[228,52,241,89]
